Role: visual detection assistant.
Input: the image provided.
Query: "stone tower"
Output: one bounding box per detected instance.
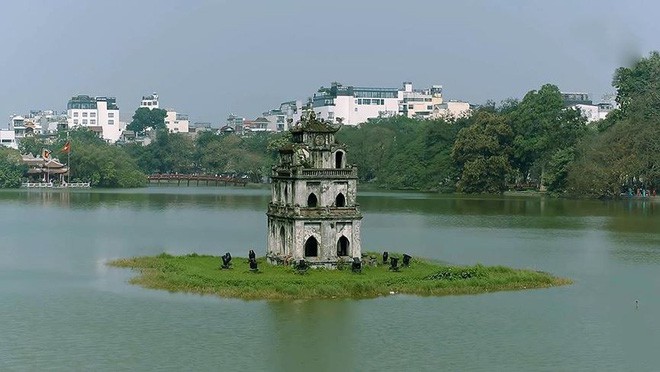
[267,112,362,267]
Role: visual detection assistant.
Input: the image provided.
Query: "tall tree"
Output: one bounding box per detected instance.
[452,111,513,193]
[509,84,586,186]
[127,108,167,134]
[567,52,660,197]
[0,147,26,188]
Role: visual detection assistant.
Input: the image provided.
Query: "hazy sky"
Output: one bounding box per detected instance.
[0,0,656,125]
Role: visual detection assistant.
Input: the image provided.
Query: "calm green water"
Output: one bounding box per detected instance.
[1,187,658,371]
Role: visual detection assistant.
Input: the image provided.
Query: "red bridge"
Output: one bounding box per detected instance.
[147,174,248,186]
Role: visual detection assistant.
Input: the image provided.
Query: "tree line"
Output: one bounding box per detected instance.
[341,52,660,197]
[0,52,657,196]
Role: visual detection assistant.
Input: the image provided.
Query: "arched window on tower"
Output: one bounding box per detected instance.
[279,226,286,254]
[335,151,344,169]
[307,193,318,207]
[337,236,350,256]
[304,236,319,257]
[335,193,346,207]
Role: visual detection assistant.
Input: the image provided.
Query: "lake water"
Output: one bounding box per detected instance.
[1,187,658,371]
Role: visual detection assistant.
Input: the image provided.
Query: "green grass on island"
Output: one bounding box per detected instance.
[109,253,571,300]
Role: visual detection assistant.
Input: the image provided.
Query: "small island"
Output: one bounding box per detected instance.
[109,253,571,300]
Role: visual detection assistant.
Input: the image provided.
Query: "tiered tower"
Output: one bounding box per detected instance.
[267,112,362,267]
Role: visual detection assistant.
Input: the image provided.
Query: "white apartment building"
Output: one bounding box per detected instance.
[561,92,614,123]
[399,82,443,119]
[312,82,400,125]
[140,93,159,109]
[165,111,189,133]
[0,129,17,149]
[67,95,122,143]
[311,81,471,125]
[262,100,304,131]
[572,103,614,123]
[434,101,471,120]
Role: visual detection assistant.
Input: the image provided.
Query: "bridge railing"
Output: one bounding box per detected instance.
[147,174,248,185]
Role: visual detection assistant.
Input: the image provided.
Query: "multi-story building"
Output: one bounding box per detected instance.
[434,100,471,120]
[399,82,443,119]
[262,100,304,132]
[165,111,189,133]
[140,93,159,109]
[561,92,614,123]
[561,92,592,106]
[66,95,122,143]
[312,82,400,125]
[226,114,245,133]
[310,81,470,125]
[0,128,17,149]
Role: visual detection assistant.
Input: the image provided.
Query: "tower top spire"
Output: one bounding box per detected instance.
[291,110,339,134]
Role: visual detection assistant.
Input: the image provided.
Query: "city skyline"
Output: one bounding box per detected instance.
[1,0,656,124]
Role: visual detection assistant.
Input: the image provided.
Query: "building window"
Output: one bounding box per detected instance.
[73,119,78,124]
[108,113,115,118]
[82,119,87,124]
[304,236,319,257]
[90,119,96,125]
[73,112,79,117]
[82,112,88,117]
[336,193,346,207]
[337,236,349,256]
[427,105,433,110]
[90,112,96,117]
[307,193,318,207]
[108,119,114,125]
[335,151,344,168]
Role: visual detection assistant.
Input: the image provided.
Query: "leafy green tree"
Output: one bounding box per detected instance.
[49,128,148,187]
[127,108,167,134]
[452,111,513,193]
[509,84,586,186]
[18,136,45,156]
[613,51,660,119]
[0,147,26,188]
[567,52,660,197]
[151,131,195,174]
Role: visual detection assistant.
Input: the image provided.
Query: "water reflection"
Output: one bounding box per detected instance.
[266,300,356,371]
[0,188,270,211]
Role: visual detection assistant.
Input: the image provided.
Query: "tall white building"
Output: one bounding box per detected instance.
[312,82,400,125]
[67,95,122,143]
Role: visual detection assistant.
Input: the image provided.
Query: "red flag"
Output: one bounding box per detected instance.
[62,141,71,154]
